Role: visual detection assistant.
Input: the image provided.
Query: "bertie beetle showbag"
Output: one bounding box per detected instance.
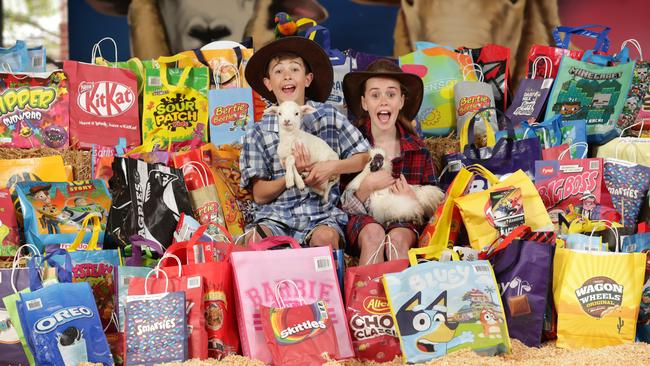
[15,180,112,251]
[0,71,69,149]
[142,55,209,146]
[383,259,510,364]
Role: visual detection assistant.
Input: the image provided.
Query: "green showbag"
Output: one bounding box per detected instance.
[399,47,476,136]
[544,55,634,144]
[3,289,35,365]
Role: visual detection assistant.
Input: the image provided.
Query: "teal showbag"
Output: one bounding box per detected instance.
[383,260,510,364]
[207,63,254,146]
[544,55,634,144]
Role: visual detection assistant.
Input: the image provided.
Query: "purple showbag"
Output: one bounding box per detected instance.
[347,49,397,72]
[462,107,542,180]
[0,266,30,365]
[489,231,555,347]
[505,78,553,126]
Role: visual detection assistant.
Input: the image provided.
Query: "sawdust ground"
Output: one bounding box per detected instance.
[85,339,650,366]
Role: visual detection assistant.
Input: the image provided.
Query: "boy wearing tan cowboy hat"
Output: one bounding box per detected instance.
[241,36,370,248]
[340,59,442,264]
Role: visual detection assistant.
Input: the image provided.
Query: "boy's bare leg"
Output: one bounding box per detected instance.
[308,225,340,249]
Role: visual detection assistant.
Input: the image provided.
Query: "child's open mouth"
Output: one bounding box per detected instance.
[281,85,296,95]
[377,111,391,123]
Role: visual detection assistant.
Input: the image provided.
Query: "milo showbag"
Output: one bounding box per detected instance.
[383,260,510,364]
[142,55,209,146]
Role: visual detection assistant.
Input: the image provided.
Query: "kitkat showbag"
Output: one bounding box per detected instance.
[383,258,510,364]
[231,243,353,364]
[64,59,140,149]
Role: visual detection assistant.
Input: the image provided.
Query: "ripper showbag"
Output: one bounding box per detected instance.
[344,260,408,362]
[383,260,510,364]
[125,291,188,365]
[553,248,646,348]
[15,180,112,251]
[260,300,339,366]
[0,71,69,149]
[18,282,114,366]
[142,56,209,146]
[64,61,140,148]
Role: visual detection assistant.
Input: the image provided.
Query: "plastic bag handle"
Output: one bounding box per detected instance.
[144,267,169,295]
[127,234,165,266]
[248,236,302,251]
[479,225,532,259]
[157,55,193,92]
[553,24,611,52]
[28,248,72,291]
[274,279,306,308]
[621,39,643,60]
[558,142,589,160]
[91,37,118,64]
[156,253,183,277]
[11,244,41,294]
[67,213,102,251]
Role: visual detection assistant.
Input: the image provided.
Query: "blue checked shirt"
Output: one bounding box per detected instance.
[240,100,370,232]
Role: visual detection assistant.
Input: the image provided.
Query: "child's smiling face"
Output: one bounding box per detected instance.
[362,76,405,132]
[263,56,313,105]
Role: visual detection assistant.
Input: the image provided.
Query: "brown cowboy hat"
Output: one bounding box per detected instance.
[28,184,51,196]
[343,59,423,121]
[245,37,333,104]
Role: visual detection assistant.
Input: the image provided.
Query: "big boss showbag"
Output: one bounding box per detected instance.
[383,259,510,364]
[0,71,69,149]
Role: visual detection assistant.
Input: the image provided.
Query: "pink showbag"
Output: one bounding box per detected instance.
[231,245,354,364]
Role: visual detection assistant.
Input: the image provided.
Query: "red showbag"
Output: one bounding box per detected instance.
[463,44,510,112]
[64,60,140,149]
[159,231,241,359]
[128,267,208,360]
[344,260,408,362]
[260,281,339,366]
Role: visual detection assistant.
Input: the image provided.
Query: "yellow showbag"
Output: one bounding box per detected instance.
[454,165,552,250]
[0,155,68,189]
[553,248,645,348]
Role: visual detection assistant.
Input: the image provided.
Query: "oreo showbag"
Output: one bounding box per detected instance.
[18,282,113,366]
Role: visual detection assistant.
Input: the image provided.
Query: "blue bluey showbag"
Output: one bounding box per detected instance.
[383,259,510,364]
[17,250,113,365]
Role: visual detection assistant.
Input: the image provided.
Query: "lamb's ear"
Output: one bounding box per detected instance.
[300,104,317,115]
[264,106,279,116]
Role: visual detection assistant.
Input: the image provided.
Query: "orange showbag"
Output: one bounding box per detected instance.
[0,155,67,189]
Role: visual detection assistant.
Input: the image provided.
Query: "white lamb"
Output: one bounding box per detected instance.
[266,101,339,202]
[346,147,445,225]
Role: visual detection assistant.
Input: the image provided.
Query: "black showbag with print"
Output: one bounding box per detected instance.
[107,157,192,249]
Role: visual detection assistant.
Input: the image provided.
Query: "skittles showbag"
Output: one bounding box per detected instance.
[142,55,209,146]
[18,281,113,366]
[0,71,69,149]
[383,259,510,364]
[260,297,339,366]
[15,180,112,252]
[345,260,408,362]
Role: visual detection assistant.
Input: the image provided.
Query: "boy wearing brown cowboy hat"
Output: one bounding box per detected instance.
[340,59,442,264]
[241,36,370,248]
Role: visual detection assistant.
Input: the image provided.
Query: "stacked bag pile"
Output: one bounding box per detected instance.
[0,21,649,366]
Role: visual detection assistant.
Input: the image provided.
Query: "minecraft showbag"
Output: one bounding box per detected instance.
[544,55,634,144]
[383,260,510,364]
[0,71,69,149]
[142,55,209,146]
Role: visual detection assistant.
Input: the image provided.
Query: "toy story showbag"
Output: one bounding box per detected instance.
[553,239,646,348]
[383,258,511,364]
[15,180,112,251]
[17,250,114,366]
[344,260,408,362]
[544,53,634,144]
[260,281,340,366]
[126,288,188,365]
[208,62,254,146]
[399,46,476,136]
[64,59,140,149]
[620,233,650,342]
[0,70,69,149]
[142,55,209,147]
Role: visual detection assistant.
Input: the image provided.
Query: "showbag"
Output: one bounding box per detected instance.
[0,71,69,149]
[383,260,510,364]
[603,159,650,227]
[64,61,140,148]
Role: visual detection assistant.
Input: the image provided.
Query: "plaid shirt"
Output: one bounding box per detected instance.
[240,100,370,231]
[341,118,438,215]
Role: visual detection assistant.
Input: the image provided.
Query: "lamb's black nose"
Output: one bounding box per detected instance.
[189,25,232,45]
[369,154,384,172]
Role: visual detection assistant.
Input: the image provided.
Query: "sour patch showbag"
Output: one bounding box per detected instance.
[383,260,510,364]
[15,180,112,251]
[0,71,69,149]
[19,282,113,366]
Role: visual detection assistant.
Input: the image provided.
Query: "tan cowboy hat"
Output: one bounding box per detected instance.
[28,184,52,196]
[343,59,423,121]
[245,37,333,104]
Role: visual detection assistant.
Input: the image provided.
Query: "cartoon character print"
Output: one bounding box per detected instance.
[396,291,474,359]
[640,286,650,324]
[478,309,503,338]
[559,101,582,116]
